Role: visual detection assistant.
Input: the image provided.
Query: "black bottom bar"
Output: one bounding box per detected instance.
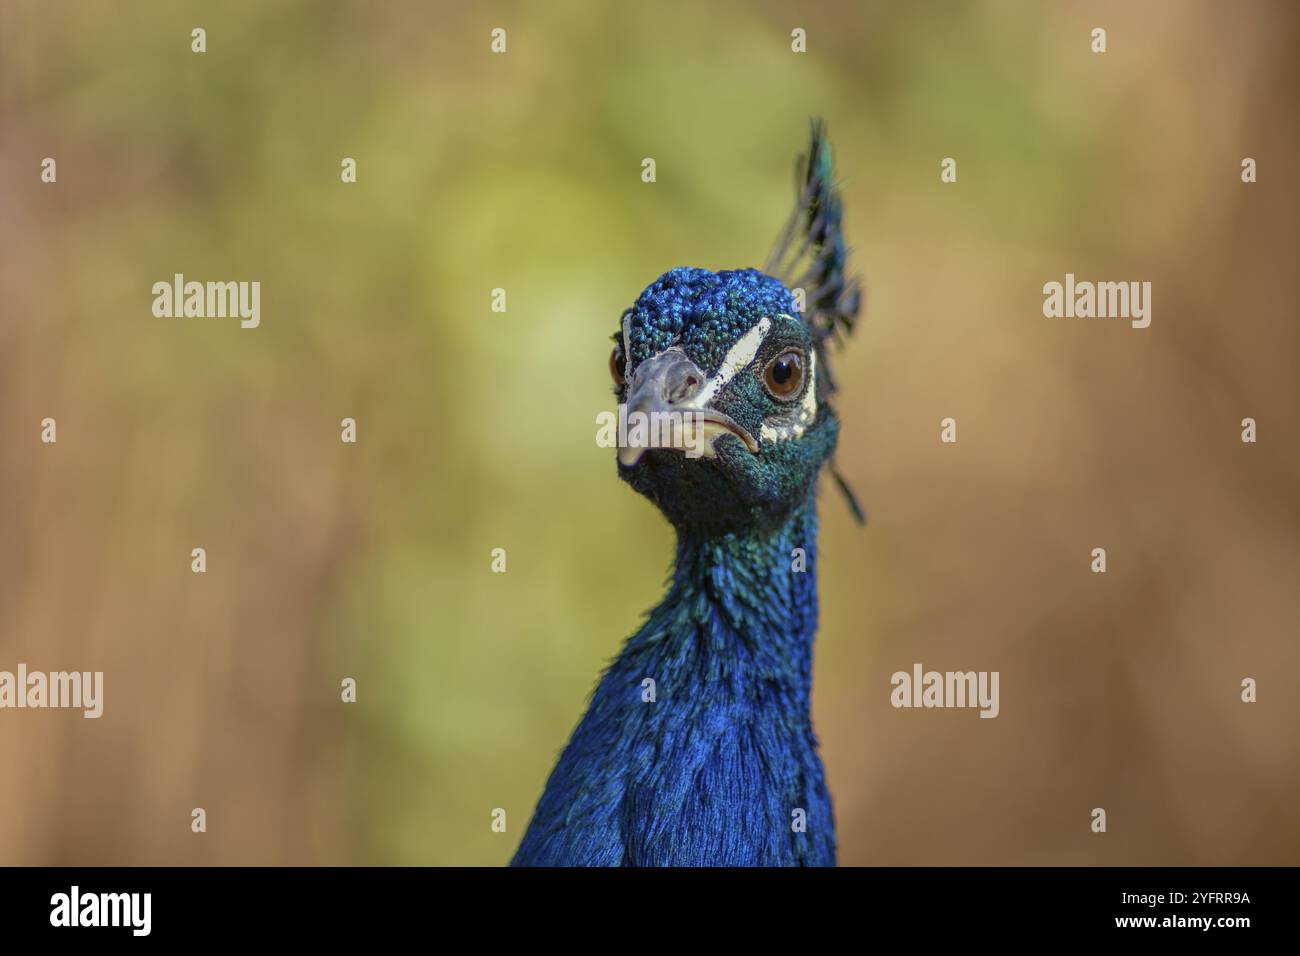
[0,866,1283,941]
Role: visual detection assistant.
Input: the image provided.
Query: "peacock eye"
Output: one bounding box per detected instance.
[762,349,805,400]
[610,344,627,386]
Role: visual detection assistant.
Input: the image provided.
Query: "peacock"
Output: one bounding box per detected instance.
[513,121,862,867]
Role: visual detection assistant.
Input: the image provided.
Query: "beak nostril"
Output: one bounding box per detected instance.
[631,350,708,409]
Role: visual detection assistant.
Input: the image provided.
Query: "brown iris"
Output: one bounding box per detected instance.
[610,345,627,386]
[763,349,804,399]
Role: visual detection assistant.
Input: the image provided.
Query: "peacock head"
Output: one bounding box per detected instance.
[607,121,861,537]
[610,268,842,535]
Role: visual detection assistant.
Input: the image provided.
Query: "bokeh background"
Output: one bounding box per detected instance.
[1,0,1296,866]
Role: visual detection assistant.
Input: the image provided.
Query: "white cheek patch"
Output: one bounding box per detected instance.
[691,316,772,408]
[759,348,818,444]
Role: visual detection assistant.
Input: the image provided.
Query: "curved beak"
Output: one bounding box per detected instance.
[618,349,758,467]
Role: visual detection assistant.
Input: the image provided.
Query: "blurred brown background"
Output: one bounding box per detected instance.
[0,0,1296,865]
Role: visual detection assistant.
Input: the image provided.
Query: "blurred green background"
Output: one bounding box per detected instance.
[1,0,1296,865]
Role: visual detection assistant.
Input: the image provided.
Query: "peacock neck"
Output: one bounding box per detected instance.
[656,494,821,704]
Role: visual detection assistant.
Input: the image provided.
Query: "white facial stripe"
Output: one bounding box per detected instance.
[759,348,818,444]
[621,313,633,375]
[693,316,772,407]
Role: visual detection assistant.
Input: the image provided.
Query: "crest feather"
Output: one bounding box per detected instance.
[766,119,865,525]
[765,119,862,395]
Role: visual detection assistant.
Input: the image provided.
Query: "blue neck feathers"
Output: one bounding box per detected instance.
[512,494,836,867]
